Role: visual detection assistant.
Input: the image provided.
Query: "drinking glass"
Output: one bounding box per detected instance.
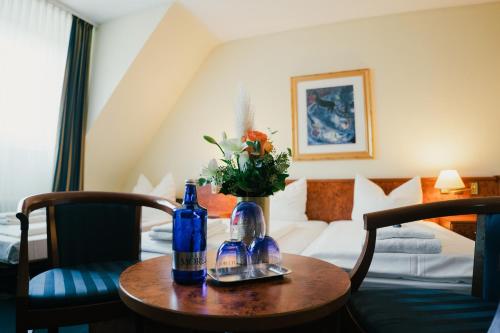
[215,239,251,278]
[249,235,282,267]
[230,201,265,248]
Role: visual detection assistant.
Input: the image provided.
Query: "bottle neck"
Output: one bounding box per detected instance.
[183,184,198,206]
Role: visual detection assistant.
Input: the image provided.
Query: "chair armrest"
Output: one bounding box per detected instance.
[15,213,30,298]
[349,229,377,292]
[363,197,500,231]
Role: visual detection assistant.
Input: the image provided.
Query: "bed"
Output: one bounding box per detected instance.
[0,208,172,265]
[141,219,329,258]
[302,220,474,292]
[189,175,499,292]
[139,217,475,292]
[1,176,498,293]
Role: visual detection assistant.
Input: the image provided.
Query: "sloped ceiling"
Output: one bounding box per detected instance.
[87,4,170,130]
[58,0,497,39]
[84,3,219,190]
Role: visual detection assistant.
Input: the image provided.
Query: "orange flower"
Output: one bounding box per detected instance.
[242,130,273,156]
[245,130,268,142]
[263,140,273,153]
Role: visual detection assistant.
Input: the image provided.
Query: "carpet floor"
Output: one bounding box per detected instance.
[0,296,88,333]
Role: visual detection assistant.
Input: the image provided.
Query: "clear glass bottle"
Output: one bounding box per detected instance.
[172,179,207,284]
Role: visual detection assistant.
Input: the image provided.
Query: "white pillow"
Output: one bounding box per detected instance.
[132,173,176,223]
[132,174,154,194]
[270,178,308,222]
[150,172,176,202]
[351,174,422,222]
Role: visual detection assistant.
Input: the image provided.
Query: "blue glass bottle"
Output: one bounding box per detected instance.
[172,180,207,284]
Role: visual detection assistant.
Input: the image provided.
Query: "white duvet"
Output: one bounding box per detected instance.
[302,220,474,284]
[141,219,328,256]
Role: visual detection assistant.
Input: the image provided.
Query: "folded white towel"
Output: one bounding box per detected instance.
[151,223,173,233]
[149,219,227,241]
[151,219,225,233]
[0,218,17,225]
[209,220,228,237]
[149,231,172,241]
[377,224,435,240]
[0,210,46,225]
[0,222,46,237]
[375,238,442,254]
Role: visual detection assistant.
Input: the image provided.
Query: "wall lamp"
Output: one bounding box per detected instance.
[434,169,478,195]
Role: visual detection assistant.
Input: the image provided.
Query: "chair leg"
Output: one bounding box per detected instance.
[15,324,27,333]
[16,317,28,333]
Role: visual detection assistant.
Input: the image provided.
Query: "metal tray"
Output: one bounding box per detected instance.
[208,264,292,284]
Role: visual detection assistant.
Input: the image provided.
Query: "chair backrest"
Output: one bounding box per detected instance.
[51,202,138,266]
[349,197,500,301]
[17,191,179,268]
[475,214,500,301]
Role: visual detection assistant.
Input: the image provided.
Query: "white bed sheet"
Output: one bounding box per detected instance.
[302,220,474,284]
[2,215,474,293]
[0,234,47,264]
[0,214,171,265]
[360,277,472,294]
[141,220,329,256]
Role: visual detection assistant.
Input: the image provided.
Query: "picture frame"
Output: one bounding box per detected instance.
[291,69,374,160]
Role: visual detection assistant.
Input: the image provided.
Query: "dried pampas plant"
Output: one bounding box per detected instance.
[234,84,254,138]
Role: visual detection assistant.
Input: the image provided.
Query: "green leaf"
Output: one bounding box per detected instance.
[254,140,261,151]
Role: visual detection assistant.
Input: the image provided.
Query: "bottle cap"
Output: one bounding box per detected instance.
[185,179,197,185]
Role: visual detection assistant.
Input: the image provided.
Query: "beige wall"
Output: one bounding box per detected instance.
[85,3,219,191]
[126,3,500,195]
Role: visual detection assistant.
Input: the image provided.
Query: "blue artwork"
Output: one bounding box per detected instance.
[306,85,355,145]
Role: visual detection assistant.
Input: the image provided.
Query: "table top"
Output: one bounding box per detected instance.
[119,253,351,332]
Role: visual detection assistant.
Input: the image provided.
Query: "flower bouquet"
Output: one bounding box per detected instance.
[199,89,291,197]
[200,87,290,269]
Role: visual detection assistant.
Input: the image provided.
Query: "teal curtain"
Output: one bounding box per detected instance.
[53,17,93,192]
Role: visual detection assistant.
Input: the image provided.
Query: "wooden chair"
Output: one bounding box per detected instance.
[346,197,500,333]
[15,191,179,333]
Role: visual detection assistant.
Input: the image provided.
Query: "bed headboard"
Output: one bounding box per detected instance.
[198,176,500,222]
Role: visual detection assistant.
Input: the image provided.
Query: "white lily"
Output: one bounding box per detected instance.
[219,138,244,159]
[238,151,250,171]
[201,158,218,179]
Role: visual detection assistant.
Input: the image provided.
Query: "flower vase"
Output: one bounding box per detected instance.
[237,196,270,235]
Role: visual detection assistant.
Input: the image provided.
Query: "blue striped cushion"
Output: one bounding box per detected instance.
[28,260,136,308]
[350,288,498,333]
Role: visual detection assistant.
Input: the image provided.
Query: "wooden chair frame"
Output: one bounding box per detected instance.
[347,196,500,332]
[15,191,179,333]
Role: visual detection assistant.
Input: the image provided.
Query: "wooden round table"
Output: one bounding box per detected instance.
[119,253,351,332]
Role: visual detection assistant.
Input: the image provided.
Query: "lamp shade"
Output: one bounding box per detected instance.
[435,170,465,190]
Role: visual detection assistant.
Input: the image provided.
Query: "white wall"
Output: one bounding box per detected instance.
[125,3,500,196]
[87,3,171,130]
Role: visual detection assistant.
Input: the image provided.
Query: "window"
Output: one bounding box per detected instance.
[0,0,71,212]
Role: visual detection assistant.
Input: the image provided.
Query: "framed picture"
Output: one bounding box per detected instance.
[291,69,374,160]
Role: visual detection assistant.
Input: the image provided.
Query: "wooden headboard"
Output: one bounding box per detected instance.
[198,176,500,224]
